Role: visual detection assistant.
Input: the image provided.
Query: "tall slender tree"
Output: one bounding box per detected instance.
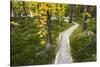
[69,4,73,23]
[82,5,87,33]
[47,9,52,45]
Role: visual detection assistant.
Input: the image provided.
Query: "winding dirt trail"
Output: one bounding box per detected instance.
[54,22,79,64]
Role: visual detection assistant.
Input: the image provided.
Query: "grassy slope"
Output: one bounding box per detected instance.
[70,18,96,62]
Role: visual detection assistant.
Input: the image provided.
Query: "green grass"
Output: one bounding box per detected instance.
[11,17,73,66]
[70,18,96,62]
[11,17,44,66]
[51,19,73,46]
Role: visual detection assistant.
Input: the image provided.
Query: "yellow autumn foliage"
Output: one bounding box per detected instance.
[36,2,66,45]
[11,21,19,26]
[40,40,46,45]
[36,30,42,34]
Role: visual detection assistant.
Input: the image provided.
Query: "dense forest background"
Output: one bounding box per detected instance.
[10,0,96,66]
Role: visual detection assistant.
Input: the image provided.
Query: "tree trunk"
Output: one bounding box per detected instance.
[18,2,22,17]
[82,6,87,33]
[69,4,73,23]
[47,10,52,45]
[22,1,27,17]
